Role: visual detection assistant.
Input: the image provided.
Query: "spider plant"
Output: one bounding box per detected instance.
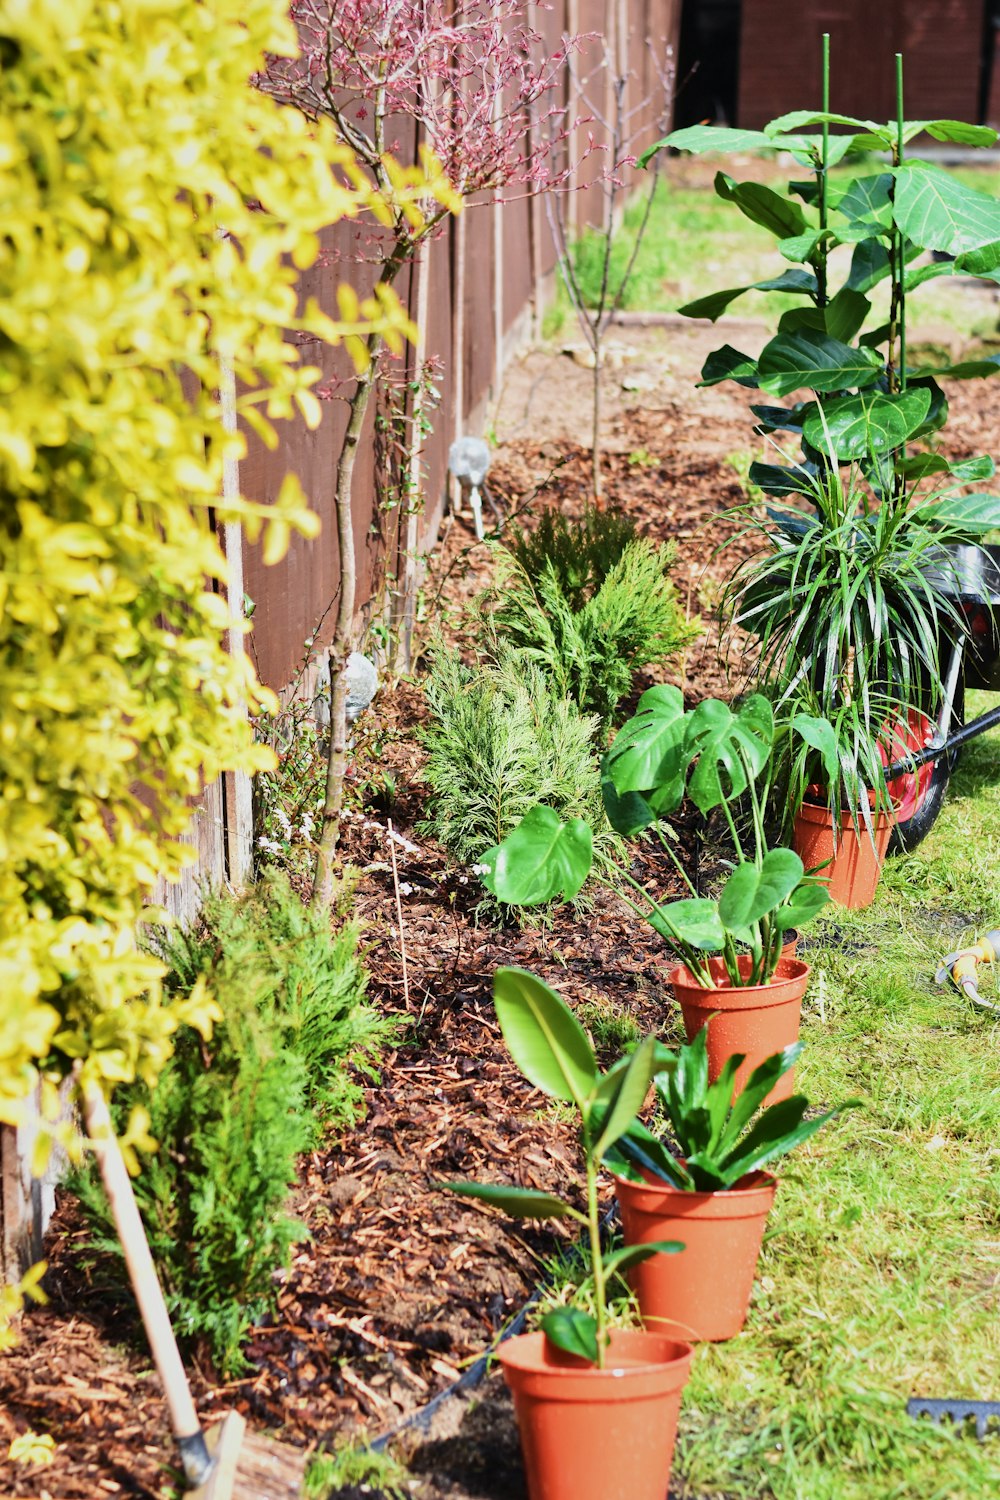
[724,457,970,834]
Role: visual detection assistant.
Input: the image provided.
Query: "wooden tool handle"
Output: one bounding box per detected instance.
[81,1081,212,1485]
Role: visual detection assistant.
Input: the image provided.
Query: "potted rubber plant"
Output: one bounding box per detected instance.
[640,42,1000,868]
[483,688,830,1099]
[606,1029,855,1342]
[443,967,693,1500]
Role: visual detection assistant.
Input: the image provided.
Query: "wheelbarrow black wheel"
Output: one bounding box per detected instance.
[886,693,963,855]
[889,753,951,853]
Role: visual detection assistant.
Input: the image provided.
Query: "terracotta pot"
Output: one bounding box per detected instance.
[499,1328,693,1500]
[780,928,799,960]
[792,800,892,910]
[668,955,810,1105]
[615,1169,777,1343]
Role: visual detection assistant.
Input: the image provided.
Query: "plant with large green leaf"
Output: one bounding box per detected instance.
[605,1028,854,1193]
[640,41,1000,514]
[482,688,830,987]
[442,968,681,1367]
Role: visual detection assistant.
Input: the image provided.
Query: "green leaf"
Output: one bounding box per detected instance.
[604,1119,691,1187]
[722,1097,860,1184]
[443,1181,581,1219]
[801,389,931,461]
[486,806,593,906]
[790,712,840,785]
[923,492,1000,534]
[592,1035,657,1160]
[837,173,894,229]
[748,461,818,497]
[750,404,808,435]
[893,162,1000,255]
[766,109,887,137]
[718,849,805,931]
[924,120,998,147]
[604,684,688,798]
[776,878,830,930]
[847,238,892,293]
[954,241,1000,276]
[757,329,884,397]
[896,453,995,483]
[717,1046,801,1155]
[647,125,784,161]
[684,695,773,813]
[602,1241,684,1277]
[714,172,809,240]
[600,775,656,837]
[679,269,816,323]
[823,288,871,344]
[777,229,830,263]
[539,1307,599,1363]
[493,967,597,1106]
[647,897,725,951]
[698,345,760,388]
[921,353,1000,381]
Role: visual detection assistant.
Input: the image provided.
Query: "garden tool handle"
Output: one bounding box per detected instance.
[80,1077,213,1487]
[934,932,1000,988]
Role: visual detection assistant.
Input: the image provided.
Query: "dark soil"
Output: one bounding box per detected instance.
[3,258,1000,1499]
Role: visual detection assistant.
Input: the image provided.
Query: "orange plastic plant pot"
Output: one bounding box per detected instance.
[498,1328,693,1500]
[668,956,810,1105]
[792,801,892,909]
[615,1169,777,1342]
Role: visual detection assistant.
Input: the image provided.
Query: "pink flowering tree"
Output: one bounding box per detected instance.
[259,1,587,905]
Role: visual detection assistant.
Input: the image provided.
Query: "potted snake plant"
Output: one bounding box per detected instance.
[443,967,693,1500]
[482,689,830,1100]
[606,1029,856,1342]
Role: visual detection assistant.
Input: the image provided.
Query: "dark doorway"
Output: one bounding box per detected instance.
[674,0,741,128]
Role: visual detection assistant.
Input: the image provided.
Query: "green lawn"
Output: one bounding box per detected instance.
[546,160,1000,348]
[674,698,1000,1499]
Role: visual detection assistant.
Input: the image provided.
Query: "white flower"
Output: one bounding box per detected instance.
[398,881,414,896]
[299,812,314,838]
[471,863,490,875]
[274,806,292,838]
[257,836,283,855]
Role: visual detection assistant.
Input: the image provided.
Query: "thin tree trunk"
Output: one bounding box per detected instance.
[592,347,603,502]
[311,349,379,909]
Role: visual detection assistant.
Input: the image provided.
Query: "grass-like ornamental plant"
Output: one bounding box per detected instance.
[606,1030,853,1193]
[419,643,620,910]
[489,512,699,731]
[483,688,830,986]
[725,462,977,834]
[444,968,681,1366]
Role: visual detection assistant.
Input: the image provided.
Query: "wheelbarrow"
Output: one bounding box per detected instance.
[884,543,1000,851]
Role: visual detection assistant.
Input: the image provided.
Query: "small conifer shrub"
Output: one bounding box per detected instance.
[490,507,699,729]
[72,873,393,1374]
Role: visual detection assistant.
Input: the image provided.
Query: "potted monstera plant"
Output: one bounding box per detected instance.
[605,1029,855,1342]
[483,689,830,1100]
[444,968,693,1500]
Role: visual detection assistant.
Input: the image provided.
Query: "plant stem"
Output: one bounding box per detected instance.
[584,1138,607,1369]
[896,53,907,398]
[817,32,830,309]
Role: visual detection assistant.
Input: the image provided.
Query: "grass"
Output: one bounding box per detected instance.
[303,1439,412,1498]
[544,160,1000,347]
[670,696,1000,1499]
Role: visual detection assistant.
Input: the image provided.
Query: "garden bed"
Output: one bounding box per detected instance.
[4,300,1000,1498]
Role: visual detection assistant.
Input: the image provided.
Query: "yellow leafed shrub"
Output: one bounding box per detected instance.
[0,0,443,1152]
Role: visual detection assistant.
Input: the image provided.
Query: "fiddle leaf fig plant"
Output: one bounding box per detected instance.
[640,44,1000,509]
[483,688,830,988]
[443,968,681,1367]
[605,1029,857,1193]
